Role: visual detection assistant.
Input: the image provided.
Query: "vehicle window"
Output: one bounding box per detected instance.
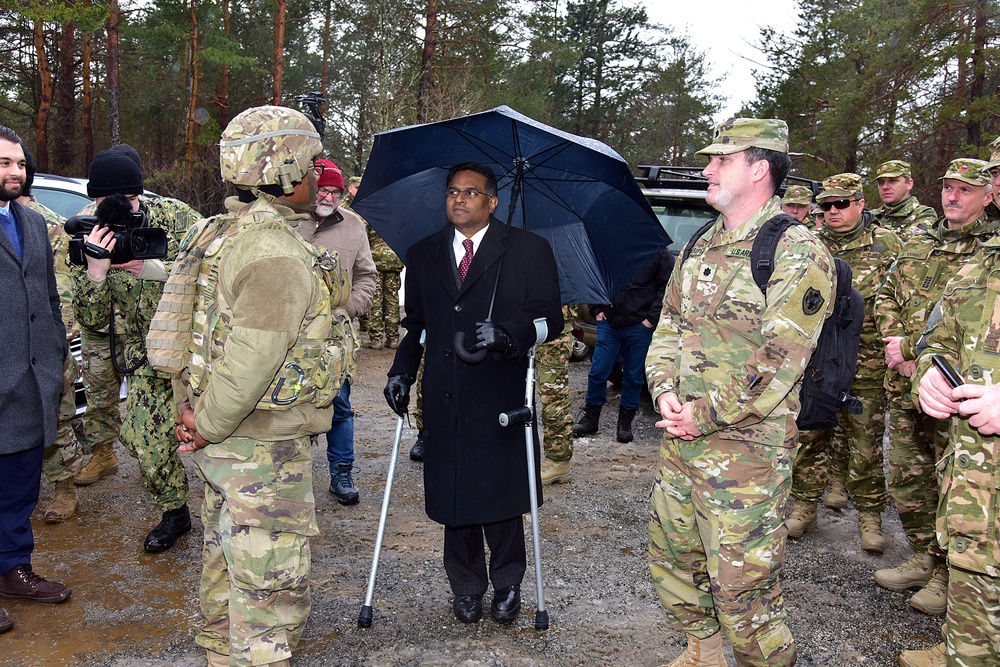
[33,187,92,219]
[648,203,716,253]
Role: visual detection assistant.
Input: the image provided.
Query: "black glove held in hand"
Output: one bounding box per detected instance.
[384,375,413,416]
[471,320,519,358]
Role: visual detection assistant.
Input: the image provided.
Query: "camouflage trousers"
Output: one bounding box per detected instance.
[792,387,887,511]
[412,360,425,433]
[193,436,318,666]
[536,330,573,462]
[649,434,796,667]
[363,270,401,344]
[42,352,83,483]
[120,374,189,511]
[886,400,949,554]
[945,565,1000,666]
[79,327,125,449]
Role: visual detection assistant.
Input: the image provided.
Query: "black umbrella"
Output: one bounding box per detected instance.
[352,105,671,306]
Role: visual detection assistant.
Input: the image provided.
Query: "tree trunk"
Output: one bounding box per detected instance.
[54,2,78,173]
[272,0,286,104]
[321,0,331,105]
[213,0,231,127]
[107,0,121,145]
[82,0,93,166]
[966,0,987,147]
[416,0,438,124]
[185,0,200,174]
[33,19,54,172]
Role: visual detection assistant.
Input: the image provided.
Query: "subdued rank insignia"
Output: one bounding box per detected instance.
[699,263,716,282]
[802,287,825,315]
[983,294,1000,354]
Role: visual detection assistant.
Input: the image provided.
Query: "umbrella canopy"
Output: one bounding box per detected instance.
[352,105,671,305]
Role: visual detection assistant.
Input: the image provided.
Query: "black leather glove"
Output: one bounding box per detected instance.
[384,374,413,417]
[471,320,519,358]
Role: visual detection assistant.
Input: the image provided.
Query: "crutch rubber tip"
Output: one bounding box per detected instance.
[358,605,373,628]
[534,610,549,631]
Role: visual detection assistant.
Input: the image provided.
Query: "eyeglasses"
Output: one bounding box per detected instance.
[317,188,342,200]
[818,198,859,212]
[446,188,493,199]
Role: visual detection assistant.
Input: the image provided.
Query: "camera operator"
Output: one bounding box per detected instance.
[71,149,202,553]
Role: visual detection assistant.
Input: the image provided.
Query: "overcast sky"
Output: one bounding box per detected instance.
[642,1,801,121]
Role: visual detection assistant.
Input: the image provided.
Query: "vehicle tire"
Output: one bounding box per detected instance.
[570,338,591,362]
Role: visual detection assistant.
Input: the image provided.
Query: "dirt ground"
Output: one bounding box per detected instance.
[5,345,944,667]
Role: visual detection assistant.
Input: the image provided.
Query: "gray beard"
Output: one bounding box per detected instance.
[315,202,337,218]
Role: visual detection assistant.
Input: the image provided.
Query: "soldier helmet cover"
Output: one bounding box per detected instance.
[220,105,323,194]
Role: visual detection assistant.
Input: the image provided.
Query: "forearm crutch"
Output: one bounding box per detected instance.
[499,346,548,630]
[358,415,405,628]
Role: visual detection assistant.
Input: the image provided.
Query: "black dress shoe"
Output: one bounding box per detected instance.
[452,594,482,623]
[409,432,425,462]
[144,505,192,553]
[490,585,521,623]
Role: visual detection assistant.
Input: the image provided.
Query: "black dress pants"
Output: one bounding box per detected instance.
[443,516,526,596]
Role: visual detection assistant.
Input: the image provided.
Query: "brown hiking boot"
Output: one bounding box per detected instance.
[664,632,727,667]
[859,511,884,553]
[43,478,79,523]
[74,441,118,486]
[0,565,71,603]
[825,478,849,509]
[909,563,948,616]
[898,642,946,667]
[875,552,936,591]
[786,499,817,538]
[540,458,571,484]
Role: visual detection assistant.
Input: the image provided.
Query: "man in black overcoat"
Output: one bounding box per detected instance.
[0,126,71,634]
[384,162,563,624]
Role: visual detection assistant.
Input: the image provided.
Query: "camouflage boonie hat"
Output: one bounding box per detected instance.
[939,158,990,186]
[817,173,863,200]
[695,118,789,156]
[781,185,813,205]
[985,136,1000,171]
[874,160,911,179]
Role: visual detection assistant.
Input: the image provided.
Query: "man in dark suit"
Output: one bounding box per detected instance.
[0,126,72,634]
[384,162,563,624]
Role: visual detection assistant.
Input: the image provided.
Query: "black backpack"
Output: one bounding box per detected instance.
[681,214,864,430]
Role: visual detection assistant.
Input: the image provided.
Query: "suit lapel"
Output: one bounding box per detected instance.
[428,225,460,301]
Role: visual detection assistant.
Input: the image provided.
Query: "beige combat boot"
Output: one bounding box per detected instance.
[665,631,727,667]
[74,442,118,486]
[206,651,229,667]
[786,499,817,539]
[909,562,948,616]
[859,511,884,553]
[540,458,571,484]
[43,478,79,523]
[875,552,936,591]
[825,477,849,509]
[898,642,946,667]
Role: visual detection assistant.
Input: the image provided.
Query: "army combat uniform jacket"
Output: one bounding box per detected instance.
[872,195,937,238]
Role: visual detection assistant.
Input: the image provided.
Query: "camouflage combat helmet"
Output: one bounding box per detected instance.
[219,105,322,195]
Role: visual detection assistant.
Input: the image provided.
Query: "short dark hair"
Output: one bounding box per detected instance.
[22,145,35,196]
[743,147,791,194]
[446,162,498,197]
[0,126,22,145]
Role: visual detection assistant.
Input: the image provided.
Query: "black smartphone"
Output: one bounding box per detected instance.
[931,354,965,388]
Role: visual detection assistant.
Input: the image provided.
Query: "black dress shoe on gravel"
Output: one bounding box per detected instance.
[490,585,521,623]
[144,505,192,553]
[409,432,425,462]
[453,594,483,623]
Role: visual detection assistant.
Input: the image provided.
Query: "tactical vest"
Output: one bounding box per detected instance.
[147,198,355,410]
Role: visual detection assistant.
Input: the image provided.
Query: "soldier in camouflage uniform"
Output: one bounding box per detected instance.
[871,160,937,238]
[645,119,835,667]
[73,148,201,552]
[18,148,83,523]
[874,159,999,619]
[168,105,352,667]
[538,305,575,483]
[780,184,813,223]
[908,219,1000,667]
[786,174,901,554]
[986,136,1000,218]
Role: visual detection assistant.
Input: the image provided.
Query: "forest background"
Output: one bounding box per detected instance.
[1,0,999,216]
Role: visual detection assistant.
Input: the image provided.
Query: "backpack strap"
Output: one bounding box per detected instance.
[679,218,719,266]
[750,213,804,295]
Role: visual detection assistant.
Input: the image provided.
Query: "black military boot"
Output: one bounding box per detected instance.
[616,407,637,443]
[409,431,425,462]
[573,403,602,437]
[144,504,192,553]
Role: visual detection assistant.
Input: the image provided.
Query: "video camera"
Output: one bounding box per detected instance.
[66,194,168,266]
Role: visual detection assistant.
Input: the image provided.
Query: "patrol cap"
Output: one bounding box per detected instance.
[781,185,812,205]
[817,173,863,200]
[696,118,789,156]
[939,158,990,187]
[874,160,911,180]
[984,136,1000,171]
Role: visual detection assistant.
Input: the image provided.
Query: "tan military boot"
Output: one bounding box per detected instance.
[43,478,79,523]
[898,642,946,667]
[74,442,118,486]
[875,552,936,591]
[859,511,885,553]
[540,458,571,484]
[909,562,948,616]
[664,631,727,667]
[825,478,849,509]
[206,650,229,667]
[786,499,817,539]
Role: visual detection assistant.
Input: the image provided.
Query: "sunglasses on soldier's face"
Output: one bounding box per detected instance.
[819,198,859,212]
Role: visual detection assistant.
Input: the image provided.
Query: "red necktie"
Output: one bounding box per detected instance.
[458,238,474,282]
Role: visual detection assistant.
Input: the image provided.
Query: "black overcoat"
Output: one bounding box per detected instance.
[0,202,66,455]
[389,218,563,526]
